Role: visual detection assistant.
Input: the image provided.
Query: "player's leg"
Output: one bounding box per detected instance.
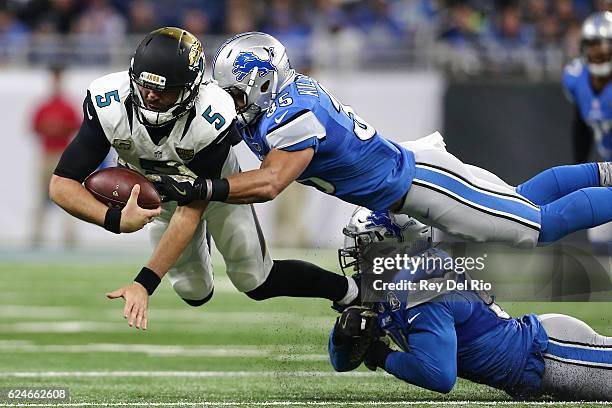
[515,163,604,205]
[148,215,214,306]
[206,148,357,303]
[204,200,357,303]
[537,313,612,401]
[399,146,542,248]
[515,162,612,244]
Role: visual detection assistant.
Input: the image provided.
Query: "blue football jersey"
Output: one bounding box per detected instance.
[240,74,415,211]
[329,255,548,397]
[563,59,612,160]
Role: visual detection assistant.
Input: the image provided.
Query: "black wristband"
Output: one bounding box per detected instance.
[210,178,230,202]
[134,267,161,296]
[103,207,122,234]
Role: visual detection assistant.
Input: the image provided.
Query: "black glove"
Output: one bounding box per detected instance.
[333,306,379,365]
[364,338,393,371]
[148,174,207,206]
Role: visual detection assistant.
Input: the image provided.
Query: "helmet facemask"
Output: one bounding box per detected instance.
[129,60,203,127]
[129,27,205,128]
[582,38,612,78]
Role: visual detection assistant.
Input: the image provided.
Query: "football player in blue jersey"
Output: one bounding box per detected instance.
[151,31,612,249]
[328,207,612,400]
[563,11,612,249]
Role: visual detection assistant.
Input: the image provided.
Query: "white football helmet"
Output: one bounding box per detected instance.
[581,11,612,77]
[338,207,432,274]
[212,32,295,125]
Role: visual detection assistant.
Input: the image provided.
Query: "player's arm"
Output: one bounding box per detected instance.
[50,92,159,233]
[225,147,314,203]
[151,112,320,205]
[364,303,458,394]
[106,200,207,330]
[571,107,593,164]
[153,146,313,205]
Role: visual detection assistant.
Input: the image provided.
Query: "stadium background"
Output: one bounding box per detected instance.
[0,0,611,406]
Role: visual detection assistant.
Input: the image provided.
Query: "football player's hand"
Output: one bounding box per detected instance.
[120,184,161,233]
[147,174,207,206]
[333,306,379,365]
[364,338,393,371]
[106,282,149,330]
[335,306,379,340]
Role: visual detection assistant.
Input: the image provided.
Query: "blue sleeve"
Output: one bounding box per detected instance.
[383,302,458,394]
[328,326,363,372]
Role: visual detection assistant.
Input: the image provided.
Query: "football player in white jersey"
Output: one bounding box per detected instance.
[50,28,359,330]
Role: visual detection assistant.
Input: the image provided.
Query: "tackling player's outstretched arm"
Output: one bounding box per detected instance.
[106,200,207,330]
[152,146,314,205]
[225,147,314,203]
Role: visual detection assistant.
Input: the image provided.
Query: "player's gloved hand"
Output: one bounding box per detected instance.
[364,338,393,371]
[147,174,207,206]
[333,306,379,365]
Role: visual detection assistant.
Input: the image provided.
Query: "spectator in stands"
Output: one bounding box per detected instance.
[127,0,159,34]
[30,65,80,247]
[0,6,28,63]
[181,8,210,35]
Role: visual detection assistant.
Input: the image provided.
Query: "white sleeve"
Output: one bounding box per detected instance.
[266,111,326,150]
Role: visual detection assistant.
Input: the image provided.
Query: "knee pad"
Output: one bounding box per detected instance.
[182,288,214,307]
[172,277,214,306]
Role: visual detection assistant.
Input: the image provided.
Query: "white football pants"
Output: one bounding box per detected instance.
[148,149,272,302]
[398,133,541,248]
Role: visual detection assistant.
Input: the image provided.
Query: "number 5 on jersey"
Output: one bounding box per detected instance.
[202,105,226,130]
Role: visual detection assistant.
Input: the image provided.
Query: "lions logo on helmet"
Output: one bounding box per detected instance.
[232,49,277,81]
[338,207,432,275]
[365,210,415,243]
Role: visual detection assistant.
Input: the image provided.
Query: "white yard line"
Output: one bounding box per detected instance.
[0,342,329,360]
[0,401,610,407]
[0,371,375,378]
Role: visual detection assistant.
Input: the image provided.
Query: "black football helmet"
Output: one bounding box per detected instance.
[129,27,205,127]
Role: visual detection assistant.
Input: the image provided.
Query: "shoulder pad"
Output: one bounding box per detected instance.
[195,81,237,134]
[87,71,131,142]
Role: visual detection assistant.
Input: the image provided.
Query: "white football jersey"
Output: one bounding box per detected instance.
[87,71,237,178]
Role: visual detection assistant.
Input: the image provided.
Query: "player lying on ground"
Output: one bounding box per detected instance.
[151,31,612,249]
[328,207,612,401]
[49,27,358,331]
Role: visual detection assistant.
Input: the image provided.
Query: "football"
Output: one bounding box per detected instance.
[83,167,161,209]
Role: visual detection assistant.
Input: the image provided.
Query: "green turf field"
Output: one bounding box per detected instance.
[0,250,611,408]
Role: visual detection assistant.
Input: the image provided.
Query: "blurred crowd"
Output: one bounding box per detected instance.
[0,0,611,77]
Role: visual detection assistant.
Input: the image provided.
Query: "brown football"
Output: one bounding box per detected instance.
[84,167,161,209]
